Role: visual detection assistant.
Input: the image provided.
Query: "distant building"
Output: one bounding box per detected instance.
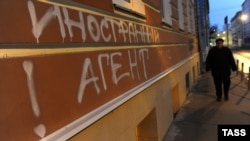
[231,11,242,47]
[215,31,233,48]
[242,0,250,46]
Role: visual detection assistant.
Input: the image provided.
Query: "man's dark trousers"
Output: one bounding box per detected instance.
[212,74,231,100]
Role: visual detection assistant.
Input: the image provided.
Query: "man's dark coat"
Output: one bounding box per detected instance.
[206,47,237,76]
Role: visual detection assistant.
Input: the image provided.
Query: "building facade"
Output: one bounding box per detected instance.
[196,0,210,64]
[0,0,202,140]
[242,0,250,46]
[231,11,243,47]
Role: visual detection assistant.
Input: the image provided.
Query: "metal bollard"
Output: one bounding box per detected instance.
[236,59,239,76]
[241,63,244,82]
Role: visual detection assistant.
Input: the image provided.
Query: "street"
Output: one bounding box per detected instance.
[233,49,250,73]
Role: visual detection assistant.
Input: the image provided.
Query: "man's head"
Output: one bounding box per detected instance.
[215,38,224,48]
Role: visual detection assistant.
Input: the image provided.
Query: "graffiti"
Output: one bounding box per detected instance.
[77,48,149,104]
[78,58,101,104]
[139,49,149,79]
[20,48,149,137]
[27,0,160,43]
[27,1,66,43]
[128,49,140,80]
[23,60,46,138]
[20,48,149,138]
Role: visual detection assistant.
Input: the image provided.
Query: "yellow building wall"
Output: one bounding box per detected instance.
[70,54,200,141]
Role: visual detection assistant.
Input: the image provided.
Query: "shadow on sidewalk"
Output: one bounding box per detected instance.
[230,73,250,105]
[191,73,215,98]
[168,101,223,141]
[163,72,250,141]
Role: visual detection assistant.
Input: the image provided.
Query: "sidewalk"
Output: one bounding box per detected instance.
[163,72,250,141]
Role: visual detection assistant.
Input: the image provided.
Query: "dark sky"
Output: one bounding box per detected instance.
[209,0,244,31]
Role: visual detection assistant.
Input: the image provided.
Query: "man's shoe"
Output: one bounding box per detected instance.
[217,98,221,102]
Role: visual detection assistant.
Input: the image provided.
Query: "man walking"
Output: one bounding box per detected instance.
[206,38,237,101]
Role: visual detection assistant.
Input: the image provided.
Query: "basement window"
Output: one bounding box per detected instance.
[136,109,158,141]
[185,72,190,92]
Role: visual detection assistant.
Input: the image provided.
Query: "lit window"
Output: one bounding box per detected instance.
[112,0,145,15]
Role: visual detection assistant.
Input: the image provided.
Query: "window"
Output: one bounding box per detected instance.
[189,1,195,34]
[186,0,195,33]
[178,0,184,30]
[187,0,191,33]
[161,0,172,25]
[112,0,145,15]
[191,8,195,34]
[185,72,190,91]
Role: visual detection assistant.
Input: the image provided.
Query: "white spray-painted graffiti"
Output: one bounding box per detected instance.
[23,60,47,138]
[77,48,149,104]
[27,0,160,43]
[23,48,149,115]
[22,48,149,136]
